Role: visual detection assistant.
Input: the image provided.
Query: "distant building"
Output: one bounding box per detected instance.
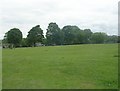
[35,42,44,47]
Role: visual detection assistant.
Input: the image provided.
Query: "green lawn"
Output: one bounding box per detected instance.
[0,47,2,90]
[2,44,118,89]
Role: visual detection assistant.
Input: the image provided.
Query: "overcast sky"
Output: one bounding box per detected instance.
[0,0,119,39]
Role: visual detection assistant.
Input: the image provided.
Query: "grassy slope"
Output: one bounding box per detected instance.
[2,44,118,89]
[0,47,2,90]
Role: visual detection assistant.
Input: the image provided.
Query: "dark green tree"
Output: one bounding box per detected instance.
[91,32,107,44]
[42,38,47,46]
[2,32,8,44]
[106,35,118,43]
[6,28,22,48]
[83,29,93,43]
[27,25,44,47]
[46,22,64,45]
[21,38,28,47]
[118,36,120,43]
[62,25,84,45]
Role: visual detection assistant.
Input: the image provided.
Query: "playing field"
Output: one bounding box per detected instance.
[2,44,118,89]
[0,46,2,90]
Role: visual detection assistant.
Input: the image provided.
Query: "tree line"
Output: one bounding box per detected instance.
[2,22,119,48]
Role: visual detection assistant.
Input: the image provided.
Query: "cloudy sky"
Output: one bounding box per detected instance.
[0,0,119,39]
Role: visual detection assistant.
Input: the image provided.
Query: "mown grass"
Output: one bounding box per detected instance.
[2,44,118,89]
[0,46,2,90]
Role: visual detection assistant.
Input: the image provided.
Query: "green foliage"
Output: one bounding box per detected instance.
[91,32,107,44]
[6,28,22,47]
[42,38,47,46]
[62,25,83,44]
[46,22,64,45]
[118,36,120,43]
[3,32,8,44]
[83,29,93,43]
[21,38,28,47]
[106,35,118,43]
[3,23,118,47]
[27,25,44,47]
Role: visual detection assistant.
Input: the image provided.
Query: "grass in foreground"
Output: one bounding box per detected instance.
[0,47,2,90]
[2,44,118,89]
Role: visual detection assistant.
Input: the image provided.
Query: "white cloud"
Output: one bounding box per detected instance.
[0,0,119,39]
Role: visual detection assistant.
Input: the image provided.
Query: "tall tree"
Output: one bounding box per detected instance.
[6,28,22,47]
[83,29,93,43]
[106,35,118,43]
[62,25,84,45]
[21,38,28,47]
[46,22,63,45]
[91,32,107,44]
[2,32,8,44]
[27,25,44,47]
[118,36,120,43]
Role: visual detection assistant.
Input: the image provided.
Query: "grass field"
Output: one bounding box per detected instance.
[2,44,118,89]
[0,46,2,90]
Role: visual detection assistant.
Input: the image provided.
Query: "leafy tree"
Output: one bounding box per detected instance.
[27,25,44,47]
[62,25,84,45]
[118,36,120,43]
[46,22,64,45]
[42,38,47,46]
[21,38,28,47]
[2,33,8,48]
[6,28,22,47]
[91,32,107,44]
[83,29,93,43]
[106,35,118,43]
[3,23,118,47]
[2,32,8,44]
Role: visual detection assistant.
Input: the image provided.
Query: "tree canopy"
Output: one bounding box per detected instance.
[91,32,107,44]
[62,25,83,44]
[27,25,44,47]
[3,23,118,48]
[46,22,64,45]
[6,28,22,47]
